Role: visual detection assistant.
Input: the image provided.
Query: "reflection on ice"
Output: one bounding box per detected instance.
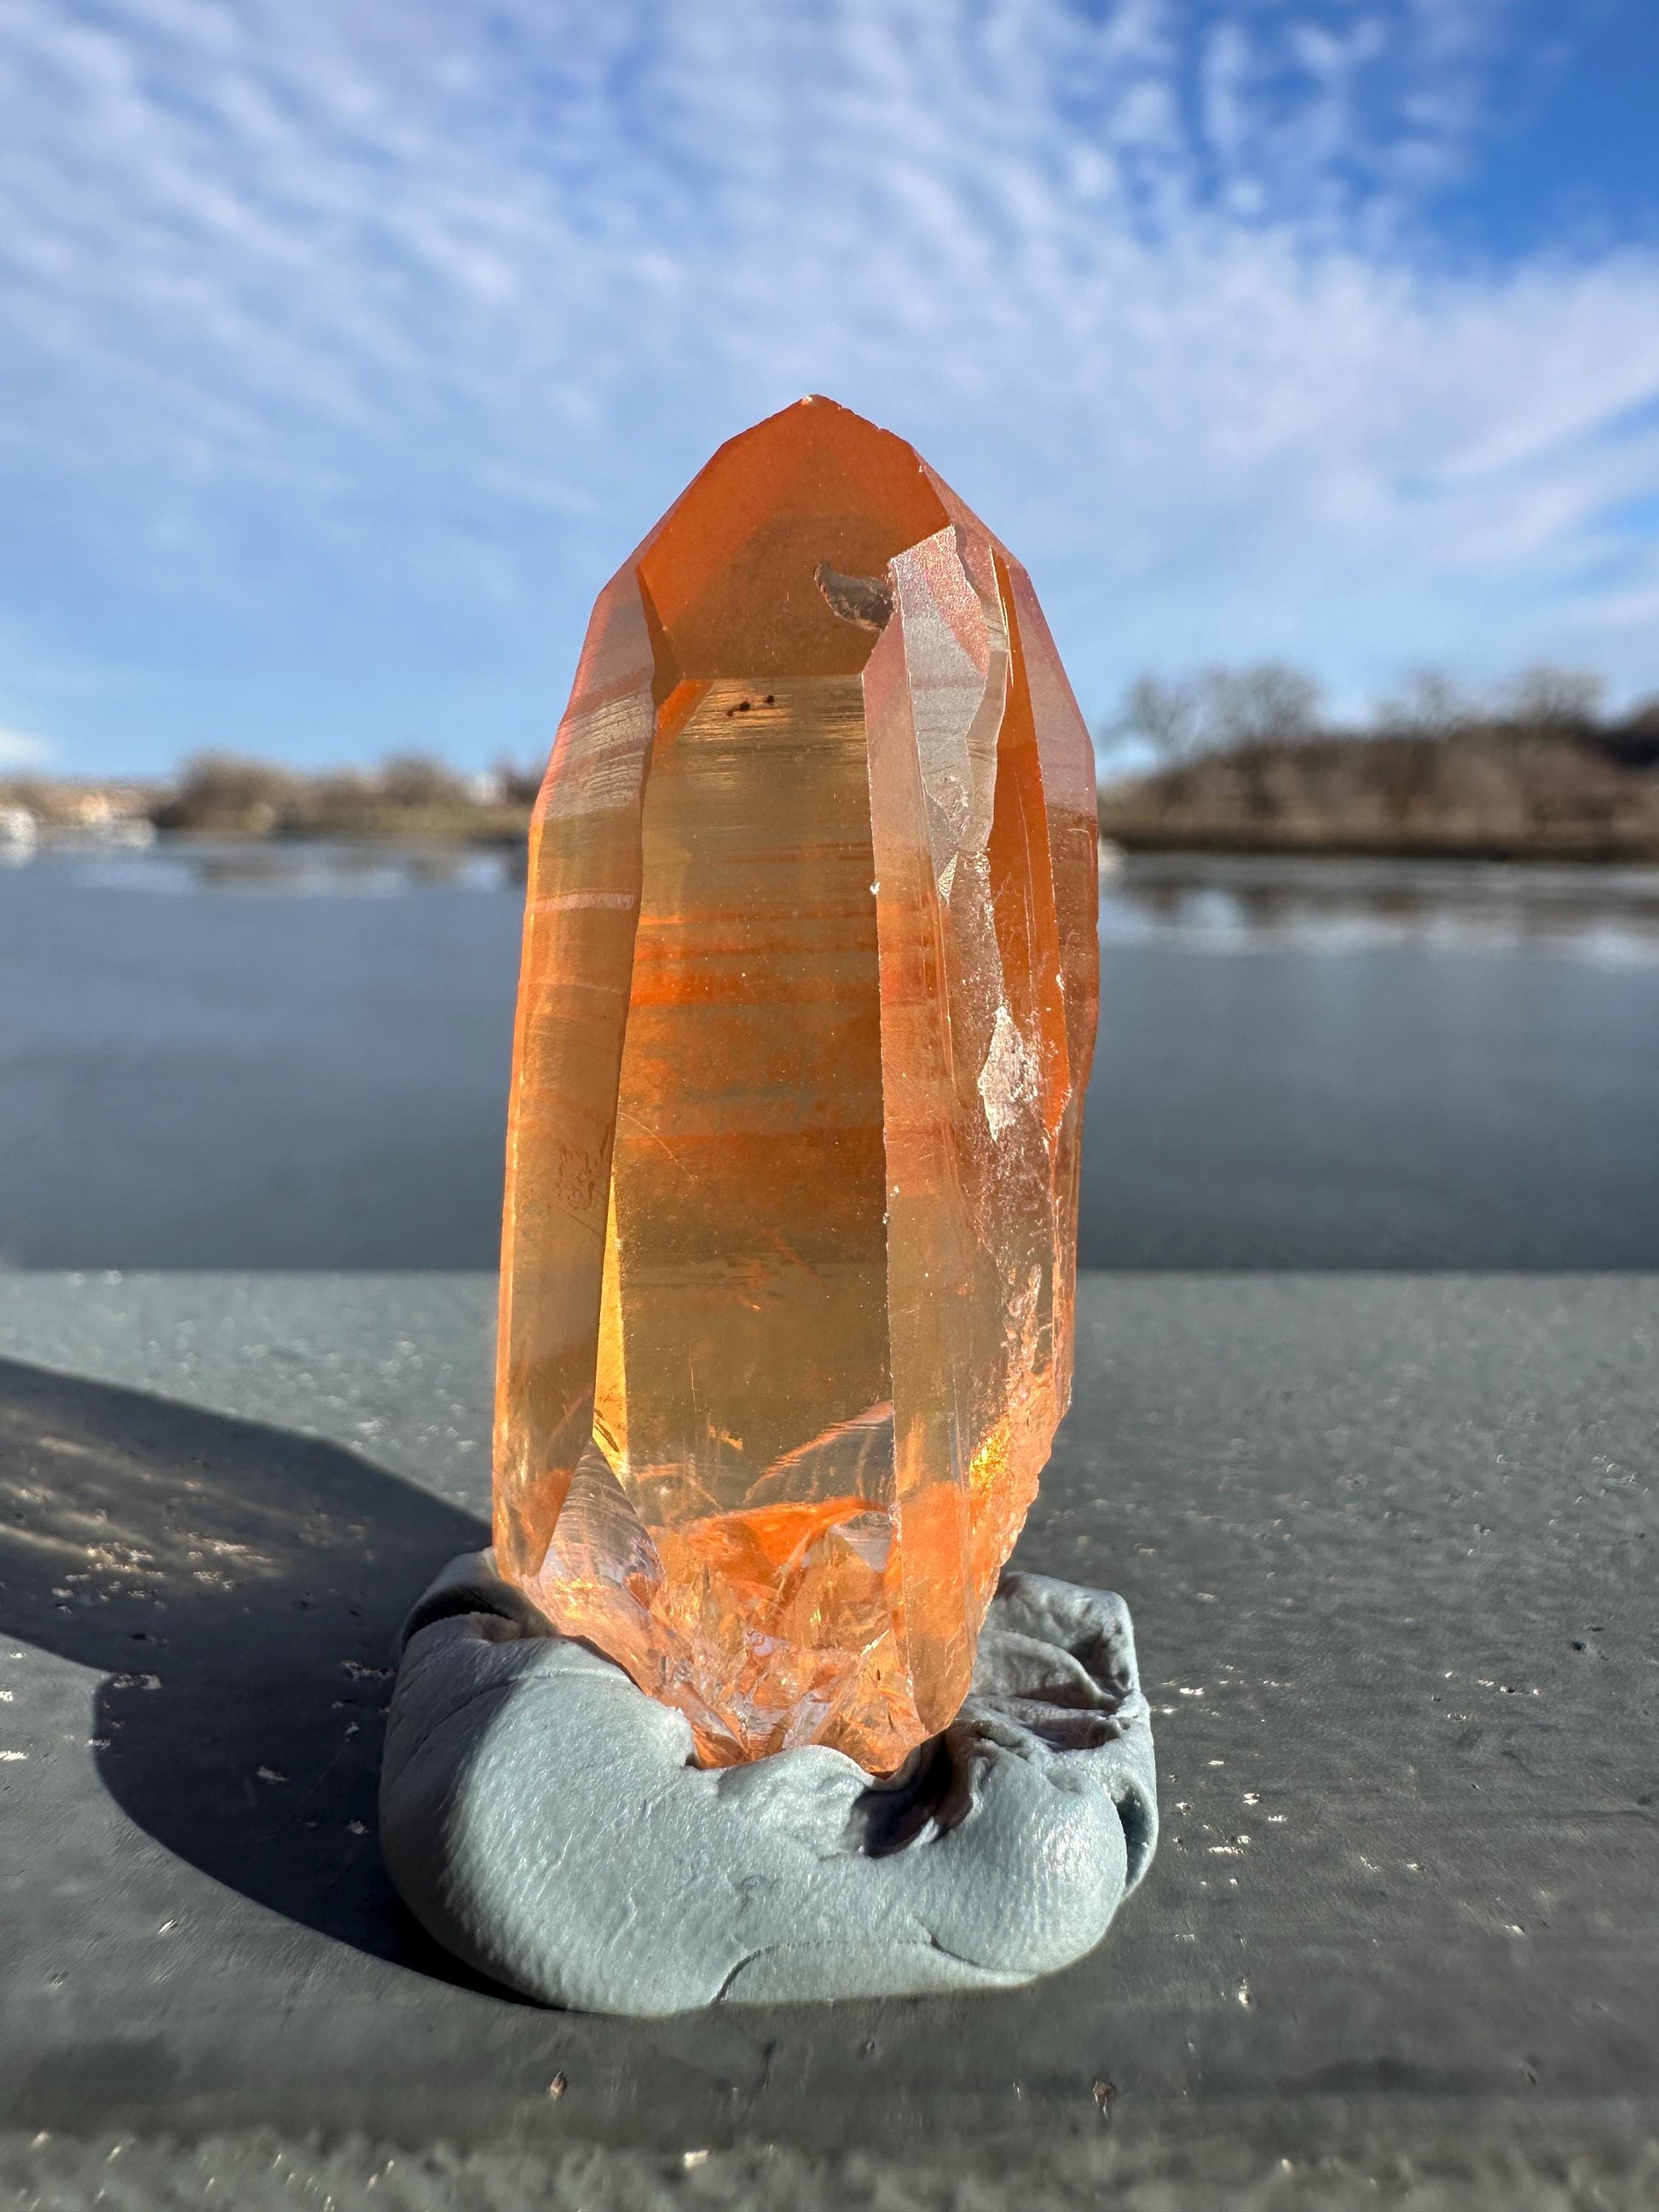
[9,839,524,897]
[1101,852,1659,962]
[14,839,1659,962]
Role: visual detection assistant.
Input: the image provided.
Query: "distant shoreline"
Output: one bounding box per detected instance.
[1099,718,1659,867]
[1097,825,1659,865]
[11,817,1659,871]
[160,817,533,846]
[9,710,1659,869]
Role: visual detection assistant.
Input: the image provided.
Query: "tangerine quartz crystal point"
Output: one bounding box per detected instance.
[494,398,1099,1775]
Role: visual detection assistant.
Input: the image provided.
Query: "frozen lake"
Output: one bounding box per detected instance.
[3,841,1658,1269]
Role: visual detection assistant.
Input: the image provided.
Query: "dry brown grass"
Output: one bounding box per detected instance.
[1100,719,1659,861]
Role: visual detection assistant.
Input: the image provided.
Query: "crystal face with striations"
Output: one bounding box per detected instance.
[494,398,1099,1773]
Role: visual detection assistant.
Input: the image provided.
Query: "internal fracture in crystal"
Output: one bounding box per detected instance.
[494,397,1099,1773]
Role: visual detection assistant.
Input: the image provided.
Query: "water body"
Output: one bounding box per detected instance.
[2,841,1656,1269]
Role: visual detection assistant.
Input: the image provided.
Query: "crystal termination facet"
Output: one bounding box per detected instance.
[495,397,1099,1774]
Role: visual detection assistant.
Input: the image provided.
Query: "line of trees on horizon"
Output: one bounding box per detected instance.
[0,750,554,837]
[1101,661,1659,770]
[9,658,1659,863]
[1095,661,1659,861]
[146,752,548,837]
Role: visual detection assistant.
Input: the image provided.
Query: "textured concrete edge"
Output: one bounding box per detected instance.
[379,1553,1157,2015]
[9,2106,1659,2212]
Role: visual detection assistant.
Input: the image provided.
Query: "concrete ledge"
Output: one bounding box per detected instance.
[0,1273,1653,2192]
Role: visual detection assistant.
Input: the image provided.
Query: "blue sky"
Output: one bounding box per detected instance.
[2,0,1657,777]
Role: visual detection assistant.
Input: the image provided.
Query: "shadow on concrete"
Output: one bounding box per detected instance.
[0,1354,504,1990]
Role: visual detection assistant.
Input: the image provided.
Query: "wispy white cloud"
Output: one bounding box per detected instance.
[0,0,1657,768]
[0,726,51,768]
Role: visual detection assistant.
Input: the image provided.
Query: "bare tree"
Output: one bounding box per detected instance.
[379,754,469,808]
[1201,662,1323,750]
[1500,665,1605,731]
[1110,662,1324,761]
[1108,673,1205,762]
[1374,666,1474,738]
[160,753,303,833]
[493,754,546,806]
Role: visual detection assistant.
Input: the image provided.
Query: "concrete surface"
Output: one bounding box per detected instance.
[0,1273,1654,2207]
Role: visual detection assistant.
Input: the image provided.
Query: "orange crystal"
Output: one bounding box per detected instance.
[494,397,1099,1772]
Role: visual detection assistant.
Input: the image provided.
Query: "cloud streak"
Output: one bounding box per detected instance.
[1,0,1657,767]
[0,728,51,769]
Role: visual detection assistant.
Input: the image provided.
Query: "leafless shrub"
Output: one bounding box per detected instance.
[1108,662,1324,762]
[1098,658,1659,858]
[1373,667,1477,739]
[1203,662,1324,751]
[157,754,304,834]
[492,757,546,806]
[1500,665,1605,732]
[378,754,470,810]
[1110,674,1205,762]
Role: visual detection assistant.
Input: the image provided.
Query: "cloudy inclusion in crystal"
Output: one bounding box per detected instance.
[494,397,1098,1773]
